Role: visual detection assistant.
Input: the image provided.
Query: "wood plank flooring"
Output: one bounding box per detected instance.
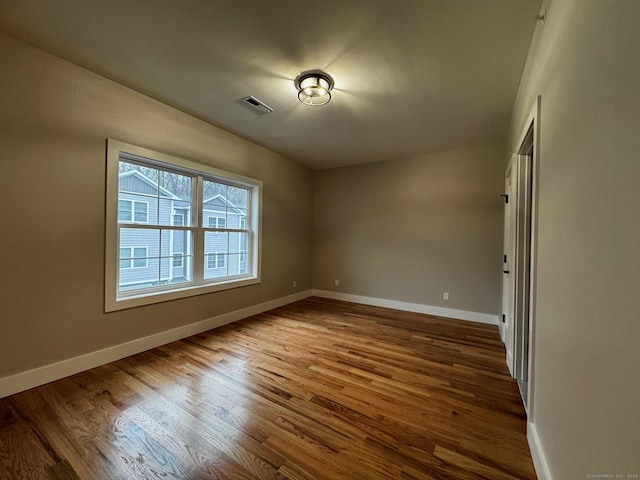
[0,297,536,479]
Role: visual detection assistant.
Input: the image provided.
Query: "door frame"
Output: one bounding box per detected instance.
[512,147,532,384]
[502,95,541,418]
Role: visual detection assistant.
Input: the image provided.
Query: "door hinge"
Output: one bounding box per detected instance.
[500,194,509,203]
[502,314,506,323]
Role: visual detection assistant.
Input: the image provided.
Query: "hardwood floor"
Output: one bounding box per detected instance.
[0,297,536,479]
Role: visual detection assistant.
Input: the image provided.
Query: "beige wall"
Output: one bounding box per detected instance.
[0,32,313,379]
[508,0,640,477]
[313,144,505,315]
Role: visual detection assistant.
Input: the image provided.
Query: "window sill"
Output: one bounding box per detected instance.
[105,276,260,312]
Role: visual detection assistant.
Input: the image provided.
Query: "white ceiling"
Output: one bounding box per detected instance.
[0,0,541,169]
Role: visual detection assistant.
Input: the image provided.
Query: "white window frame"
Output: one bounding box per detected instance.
[105,139,262,312]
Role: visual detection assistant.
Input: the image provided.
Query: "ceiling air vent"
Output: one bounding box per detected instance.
[240,96,273,114]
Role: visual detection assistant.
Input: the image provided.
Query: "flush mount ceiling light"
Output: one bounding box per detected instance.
[294,71,334,106]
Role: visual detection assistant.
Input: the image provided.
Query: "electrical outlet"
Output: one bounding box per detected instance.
[293,280,297,288]
[443,292,449,300]
[334,279,340,287]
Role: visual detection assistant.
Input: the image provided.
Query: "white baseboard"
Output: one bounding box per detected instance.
[311,290,498,325]
[528,422,552,480]
[506,350,514,377]
[0,290,312,399]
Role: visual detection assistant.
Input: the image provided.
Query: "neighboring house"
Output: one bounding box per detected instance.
[202,193,249,279]
[118,170,248,292]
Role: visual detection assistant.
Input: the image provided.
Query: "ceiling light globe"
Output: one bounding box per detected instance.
[295,71,334,106]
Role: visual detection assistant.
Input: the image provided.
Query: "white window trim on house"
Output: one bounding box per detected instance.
[172,213,184,226]
[119,246,149,269]
[206,252,226,269]
[207,215,226,229]
[239,250,247,274]
[105,139,262,312]
[118,199,149,223]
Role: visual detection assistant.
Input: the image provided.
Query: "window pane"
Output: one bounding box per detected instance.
[167,255,192,286]
[118,200,132,222]
[205,212,227,229]
[119,160,160,195]
[155,229,193,283]
[227,254,243,276]
[119,256,160,292]
[203,180,228,228]
[225,209,247,231]
[206,215,226,229]
[205,253,228,280]
[132,247,148,268]
[203,179,227,200]
[173,199,191,226]
[228,232,249,255]
[228,185,249,209]
[119,247,132,269]
[118,194,151,223]
[158,170,193,227]
[159,170,192,199]
[204,231,228,264]
[133,203,148,222]
[119,159,195,228]
[204,216,227,229]
[119,228,160,292]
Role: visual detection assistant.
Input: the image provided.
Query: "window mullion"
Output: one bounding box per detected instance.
[193,175,204,283]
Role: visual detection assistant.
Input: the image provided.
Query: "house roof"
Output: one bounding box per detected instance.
[203,194,245,215]
[119,170,180,199]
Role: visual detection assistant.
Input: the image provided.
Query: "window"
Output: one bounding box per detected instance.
[118,199,148,223]
[239,250,247,274]
[119,247,148,269]
[207,216,226,229]
[207,253,225,269]
[172,213,184,226]
[106,140,262,312]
